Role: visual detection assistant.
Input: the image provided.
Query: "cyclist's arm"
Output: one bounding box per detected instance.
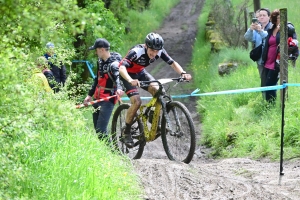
[160,49,192,80]
[170,61,192,80]
[170,61,185,74]
[119,49,136,83]
[119,65,133,82]
[119,65,140,87]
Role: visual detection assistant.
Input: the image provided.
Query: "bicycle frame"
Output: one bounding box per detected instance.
[134,80,174,142]
[138,97,161,141]
[111,77,196,163]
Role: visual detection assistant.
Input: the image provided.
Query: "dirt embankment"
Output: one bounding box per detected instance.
[132,0,300,199]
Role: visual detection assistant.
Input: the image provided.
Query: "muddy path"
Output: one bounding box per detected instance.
[131,0,300,199]
[134,158,300,200]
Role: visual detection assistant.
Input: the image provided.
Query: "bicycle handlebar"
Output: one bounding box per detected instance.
[139,77,188,87]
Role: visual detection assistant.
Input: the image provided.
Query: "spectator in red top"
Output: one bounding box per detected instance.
[119,32,192,147]
[84,38,124,140]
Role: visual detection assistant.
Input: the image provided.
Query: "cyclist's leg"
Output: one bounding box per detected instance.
[120,74,141,147]
[126,95,142,124]
[121,70,156,147]
[140,70,157,96]
[121,74,142,125]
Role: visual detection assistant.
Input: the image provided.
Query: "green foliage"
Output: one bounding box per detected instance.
[0,49,142,198]
[106,0,150,24]
[0,0,138,199]
[1,0,126,89]
[120,0,180,55]
[0,0,86,52]
[193,0,300,160]
[208,0,250,47]
[83,0,125,54]
[190,6,212,87]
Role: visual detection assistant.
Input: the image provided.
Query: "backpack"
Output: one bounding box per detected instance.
[288,22,297,39]
[99,52,122,87]
[250,43,263,62]
[287,22,299,61]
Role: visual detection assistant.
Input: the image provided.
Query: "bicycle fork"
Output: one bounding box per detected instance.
[160,98,182,136]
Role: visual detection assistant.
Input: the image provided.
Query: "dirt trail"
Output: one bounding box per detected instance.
[134,158,300,200]
[131,0,300,199]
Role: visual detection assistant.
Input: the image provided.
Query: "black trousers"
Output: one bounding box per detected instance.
[261,65,280,103]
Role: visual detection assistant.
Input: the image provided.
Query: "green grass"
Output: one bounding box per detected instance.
[119,0,180,55]
[1,37,145,199]
[0,83,143,199]
[192,0,300,160]
[22,129,141,199]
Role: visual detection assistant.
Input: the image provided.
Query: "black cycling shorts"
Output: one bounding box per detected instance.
[120,69,155,97]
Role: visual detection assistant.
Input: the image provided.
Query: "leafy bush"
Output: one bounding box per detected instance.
[0,0,139,199]
[209,0,250,48]
[0,46,142,199]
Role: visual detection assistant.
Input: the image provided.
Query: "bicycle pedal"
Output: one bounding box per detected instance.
[135,139,146,147]
[124,142,135,148]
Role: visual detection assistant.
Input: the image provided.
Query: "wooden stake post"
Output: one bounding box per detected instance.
[279,8,288,101]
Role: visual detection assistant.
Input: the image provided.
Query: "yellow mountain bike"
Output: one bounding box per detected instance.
[111,77,196,164]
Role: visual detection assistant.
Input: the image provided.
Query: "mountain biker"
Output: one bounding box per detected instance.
[119,32,192,148]
[84,38,124,141]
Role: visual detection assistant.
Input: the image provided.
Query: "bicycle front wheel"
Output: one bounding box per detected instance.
[111,103,144,159]
[161,101,196,164]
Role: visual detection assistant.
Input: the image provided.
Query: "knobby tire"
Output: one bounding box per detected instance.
[161,101,196,164]
[111,103,144,159]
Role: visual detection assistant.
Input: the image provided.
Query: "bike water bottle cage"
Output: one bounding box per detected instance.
[148,107,155,123]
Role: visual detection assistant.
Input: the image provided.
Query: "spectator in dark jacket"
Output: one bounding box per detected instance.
[261,9,280,103]
[44,42,67,92]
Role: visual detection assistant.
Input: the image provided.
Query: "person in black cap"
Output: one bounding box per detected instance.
[83,38,124,141]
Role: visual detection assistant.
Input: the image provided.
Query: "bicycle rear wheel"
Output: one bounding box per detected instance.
[111,103,144,159]
[161,101,196,164]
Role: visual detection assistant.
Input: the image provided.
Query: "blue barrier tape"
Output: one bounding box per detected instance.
[71,60,300,98]
[121,96,152,101]
[191,85,286,97]
[72,60,299,98]
[120,95,192,101]
[286,83,300,87]
[85,62,96,79]
[191,88,200,94]
[120,83,300,100]
[72,60,96,79]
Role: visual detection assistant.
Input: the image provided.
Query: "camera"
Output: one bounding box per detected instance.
[252,18,258,23]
